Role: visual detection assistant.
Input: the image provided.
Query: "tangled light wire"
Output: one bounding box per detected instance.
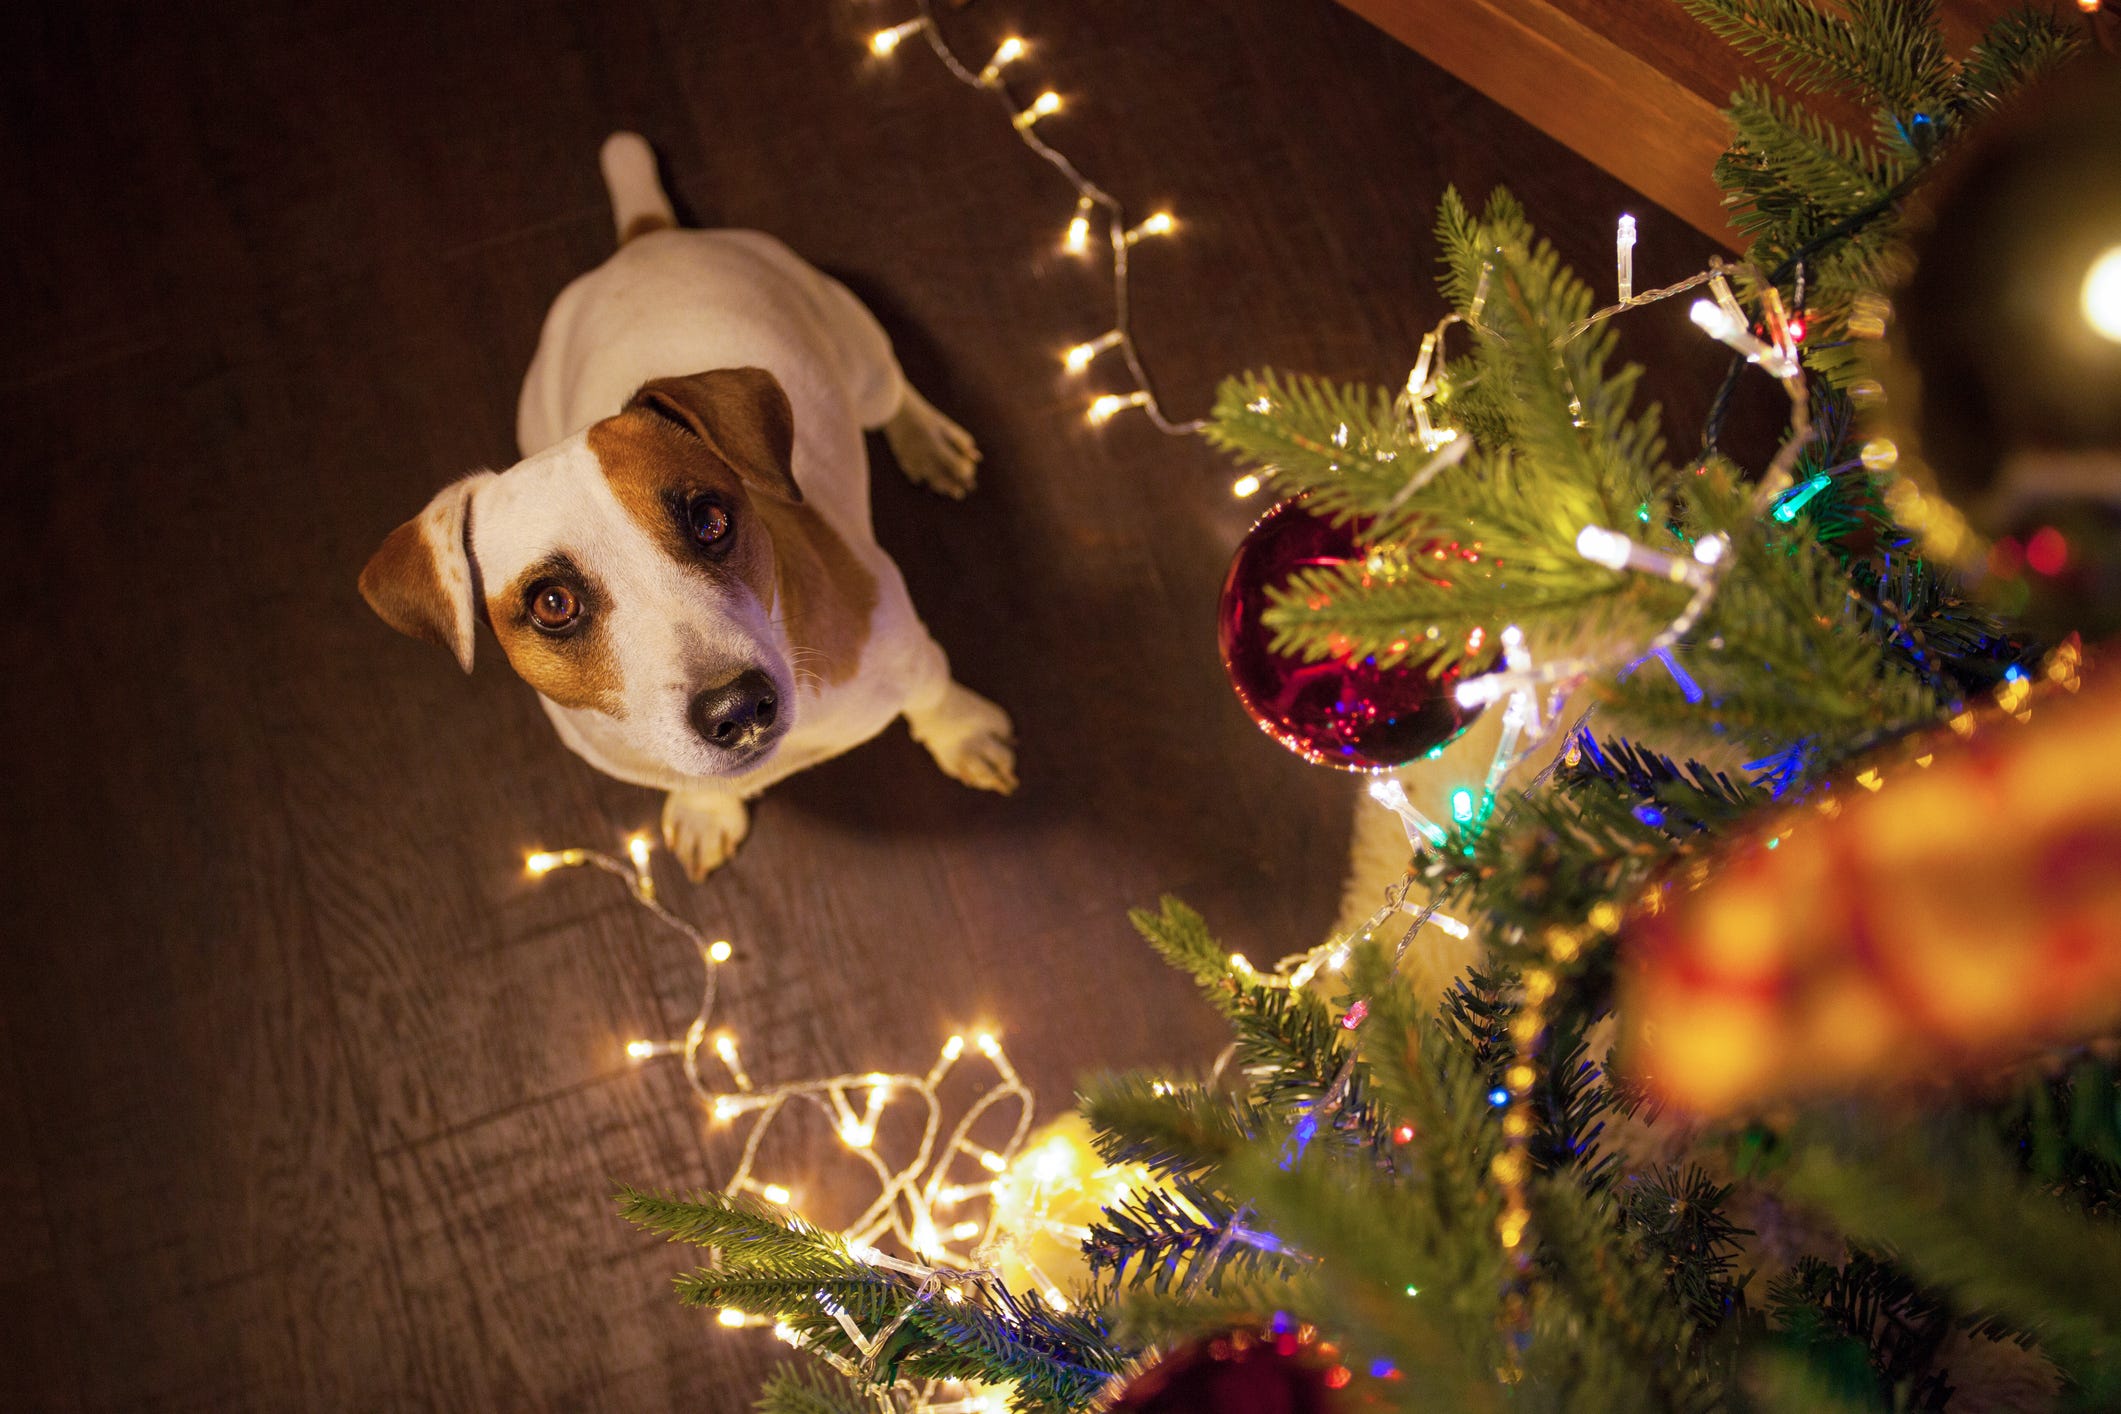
[869,0,1205,435]
[526,837,1035,1289]
[1366,225,1819,854]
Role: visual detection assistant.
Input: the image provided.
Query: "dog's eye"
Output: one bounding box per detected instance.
[528,582,582,632]
[687,496,733,548]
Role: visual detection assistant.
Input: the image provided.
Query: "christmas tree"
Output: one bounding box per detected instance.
[621,3,2121,1408]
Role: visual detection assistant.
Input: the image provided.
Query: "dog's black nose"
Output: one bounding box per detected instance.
[690,670,780,751]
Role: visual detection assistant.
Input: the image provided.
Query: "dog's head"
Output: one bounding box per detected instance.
[360,367,807,779]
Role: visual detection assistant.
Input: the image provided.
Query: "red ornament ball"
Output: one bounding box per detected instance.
[1218,497,1486,772]
[1106,1329,1349,1414]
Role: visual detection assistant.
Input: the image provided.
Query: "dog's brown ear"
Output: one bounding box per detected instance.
[359,472,492,673]
[630,367,801,503]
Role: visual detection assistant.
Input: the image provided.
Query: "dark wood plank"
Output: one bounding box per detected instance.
[1,1,1744,1408]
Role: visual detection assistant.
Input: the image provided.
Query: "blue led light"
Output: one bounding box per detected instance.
[1487,1087,1510,1108]
[1370,1359,1398,1378]
[1634,803,1666,828]
[1653,647,1704,704]
[2005,664,2025,683]
[1280,1110,1320,1171]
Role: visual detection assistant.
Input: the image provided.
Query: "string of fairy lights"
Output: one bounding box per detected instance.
[866,0,1203,435]
[528,838,1035,1273]
[528,837,1052,1412]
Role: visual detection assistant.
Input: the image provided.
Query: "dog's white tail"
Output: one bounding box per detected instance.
[600,132,677,245]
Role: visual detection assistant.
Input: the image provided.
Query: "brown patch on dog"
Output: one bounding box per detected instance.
[589,403,778,607]
[753,498,877,686]
[621,212,674,244]
[588,386,876,685]
[361,517,458,653]
[485,556,622,715]
[632,369,802,503]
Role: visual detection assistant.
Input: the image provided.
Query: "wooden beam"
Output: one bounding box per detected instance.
[1336,0,1744,247]
[1335,0,2058,253]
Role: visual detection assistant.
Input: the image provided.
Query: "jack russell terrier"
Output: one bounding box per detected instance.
[361,133,1016,877]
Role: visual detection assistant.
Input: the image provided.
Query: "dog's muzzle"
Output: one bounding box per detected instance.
[690,669,783,756]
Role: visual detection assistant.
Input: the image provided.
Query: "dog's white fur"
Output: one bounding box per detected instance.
[364,134,1015,876]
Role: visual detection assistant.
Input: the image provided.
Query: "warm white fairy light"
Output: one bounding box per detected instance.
[868,1,1205,433]
[1121,211,1176,245]
[977,35,1026,86]
[1231,473,1263,498]
[1062,330,1122,373]
[1063,197,1092,254]
[1010,90,1062,130]
[870,18,925,56]
[1087,390,1149,424]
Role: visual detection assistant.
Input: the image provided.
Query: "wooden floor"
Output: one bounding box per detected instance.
[0,1,1736,1407]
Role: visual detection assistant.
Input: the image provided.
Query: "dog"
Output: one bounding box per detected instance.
[360,133,1016,878]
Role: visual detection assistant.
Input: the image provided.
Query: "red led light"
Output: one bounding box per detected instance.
[2026,526,2069,577]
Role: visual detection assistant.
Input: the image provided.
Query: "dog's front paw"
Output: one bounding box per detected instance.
[661,789,751,880]
[908,683,1018,795]
[885,388,981,500]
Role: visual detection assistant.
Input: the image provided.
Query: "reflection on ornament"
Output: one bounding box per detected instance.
[1218,498,1487,771]
[1097,1321,1357,1411]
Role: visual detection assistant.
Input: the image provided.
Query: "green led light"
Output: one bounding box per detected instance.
[1770,473,1832,523]
[1636,502,1651,523]
[1450,788,1475,823]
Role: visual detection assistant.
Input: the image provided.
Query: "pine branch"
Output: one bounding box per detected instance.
[755,1366,875,1414]
[1766,1249,1959,1407]
[1218,1143,1505,1410]
[1231,985,1388,1152]
[1554,735,1763,835]
[1084,1179,1295,1296]
[1725,82,1903,223]
[1618,1165,1752,1332]
[1678,0,1951,113]
[618,1187,863,1272]
[1205,372,1423,533]
[1128,896,1244,1016]
[1523,1176,1724,1414]
[2000,1057,2121,1217]
[1786,1124,2121,1380]
[1079,1074,1256,1184]
[1957,8,2082,113]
